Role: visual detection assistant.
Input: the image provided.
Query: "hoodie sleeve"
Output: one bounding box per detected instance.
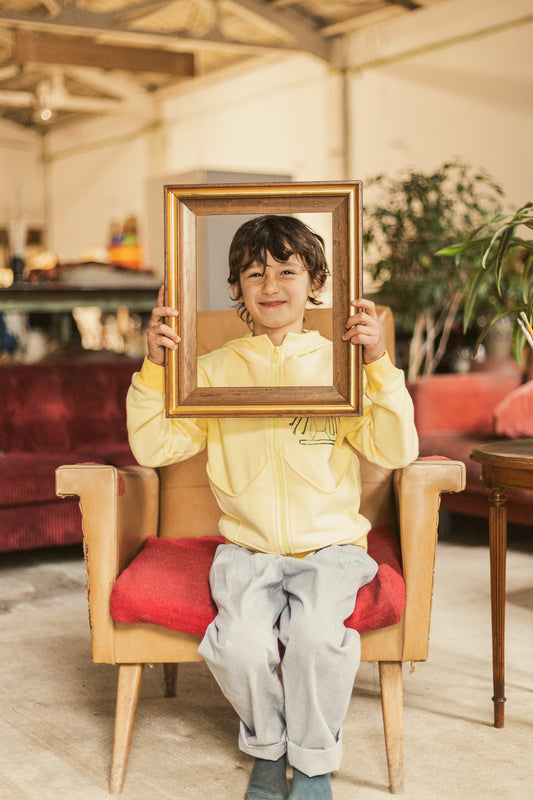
[126,358,207,467]
[338,351,418,469]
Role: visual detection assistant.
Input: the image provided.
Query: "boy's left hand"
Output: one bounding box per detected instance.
[342,299,385,364]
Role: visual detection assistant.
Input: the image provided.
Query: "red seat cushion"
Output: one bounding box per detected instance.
[110,525,405,638]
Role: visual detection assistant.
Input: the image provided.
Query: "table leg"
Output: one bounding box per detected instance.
[488,486,507,728]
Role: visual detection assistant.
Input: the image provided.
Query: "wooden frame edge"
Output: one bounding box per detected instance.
[164,181,362,417]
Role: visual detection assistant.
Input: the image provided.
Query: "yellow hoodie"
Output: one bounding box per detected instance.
[127,330,418,555]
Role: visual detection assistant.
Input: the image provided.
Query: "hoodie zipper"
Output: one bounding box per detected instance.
[272,345,290,554]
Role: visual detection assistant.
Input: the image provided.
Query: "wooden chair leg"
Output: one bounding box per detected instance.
[379,661,404,794]
[163,663,178,698]
[110,664,143,795]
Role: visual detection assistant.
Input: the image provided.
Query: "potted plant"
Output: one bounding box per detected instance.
[437,201,533,365]
[363,161,504,379]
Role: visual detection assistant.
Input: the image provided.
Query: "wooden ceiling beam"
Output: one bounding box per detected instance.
[386,0,421,9]
[224,1,331,60]
[0,1,331,62]
[322,6,406,37]
[12,30,195,76]
[0,88,33,108]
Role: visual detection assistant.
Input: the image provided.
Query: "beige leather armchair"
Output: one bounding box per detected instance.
[56,307,465,795]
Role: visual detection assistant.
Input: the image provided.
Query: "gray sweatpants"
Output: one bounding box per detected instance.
[198,542,378,777]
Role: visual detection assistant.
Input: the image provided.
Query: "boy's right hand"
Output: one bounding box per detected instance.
[146,285,180,366]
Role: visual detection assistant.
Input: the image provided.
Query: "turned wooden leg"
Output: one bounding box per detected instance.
[163,663,178,698]
[110,664,143,795]
[379,661,404,794]
[488,486,507,728]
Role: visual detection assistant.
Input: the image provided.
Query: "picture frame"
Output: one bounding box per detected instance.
[164,180,362,417]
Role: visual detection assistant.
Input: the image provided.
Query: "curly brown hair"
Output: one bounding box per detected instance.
[228,215,330,325]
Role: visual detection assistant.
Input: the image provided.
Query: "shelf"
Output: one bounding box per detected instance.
[0,281,161,314]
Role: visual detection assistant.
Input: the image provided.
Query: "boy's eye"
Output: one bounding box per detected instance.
[242,265,302,280]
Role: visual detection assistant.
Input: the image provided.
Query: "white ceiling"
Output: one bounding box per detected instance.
[0,0,451,129]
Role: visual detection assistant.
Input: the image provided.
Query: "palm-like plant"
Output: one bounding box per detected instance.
[437,201,533,364]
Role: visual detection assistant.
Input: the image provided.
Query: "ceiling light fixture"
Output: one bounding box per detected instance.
[36,78,54,123]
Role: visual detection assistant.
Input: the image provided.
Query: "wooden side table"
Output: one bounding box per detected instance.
[470,439,533,728]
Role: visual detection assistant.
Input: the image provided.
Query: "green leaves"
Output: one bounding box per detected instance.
[463,266,489,331]
[438,202,533,366]
[363,161,505,376]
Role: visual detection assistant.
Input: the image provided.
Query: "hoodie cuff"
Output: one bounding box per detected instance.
[363,351,400,393]
[136,357,165,394]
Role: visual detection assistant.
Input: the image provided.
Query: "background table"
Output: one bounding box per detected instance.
[470,439,533,727]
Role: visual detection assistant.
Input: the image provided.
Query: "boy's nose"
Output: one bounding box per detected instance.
[263,275,280,294]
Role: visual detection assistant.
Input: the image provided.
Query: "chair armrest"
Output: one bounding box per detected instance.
[394,458,465,661]
[55,464,159,663]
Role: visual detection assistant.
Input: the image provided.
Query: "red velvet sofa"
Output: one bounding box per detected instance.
[0,358,141,552]
[408,364,533,526]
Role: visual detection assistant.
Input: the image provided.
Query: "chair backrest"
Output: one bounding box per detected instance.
[158,306,397,539]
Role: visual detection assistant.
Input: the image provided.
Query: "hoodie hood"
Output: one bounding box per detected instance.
[198,330,333,388]
[224,329,329,361]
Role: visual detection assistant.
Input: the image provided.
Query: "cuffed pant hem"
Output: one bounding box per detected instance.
[287,738,342,778]
[239,733,287,763]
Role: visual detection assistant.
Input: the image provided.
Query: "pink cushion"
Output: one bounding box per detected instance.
[493,380,533,438]
[110,525,405,637]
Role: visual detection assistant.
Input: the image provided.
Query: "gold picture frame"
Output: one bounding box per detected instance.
[165,181,362,417]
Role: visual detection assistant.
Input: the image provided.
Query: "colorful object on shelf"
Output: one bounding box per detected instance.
[107,214,144,270]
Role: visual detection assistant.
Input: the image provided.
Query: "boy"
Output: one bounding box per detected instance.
[127,215,418,800]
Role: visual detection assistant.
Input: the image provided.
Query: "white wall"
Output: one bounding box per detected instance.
[345,0,533,205]
[153,0,532,206]
[1,0,530,263]
[158,54,342,182]
[39,53,342,266]
[43,113,157,262]
[0,118,44,259]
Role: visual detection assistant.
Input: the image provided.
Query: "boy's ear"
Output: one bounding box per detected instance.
[230,282,242,301]
[310,279,324,300]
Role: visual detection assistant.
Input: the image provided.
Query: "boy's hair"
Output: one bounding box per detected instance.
[228,215,330,325]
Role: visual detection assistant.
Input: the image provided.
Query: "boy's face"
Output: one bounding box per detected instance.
[231,251,321,346]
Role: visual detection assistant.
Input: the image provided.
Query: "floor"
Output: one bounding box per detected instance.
[0,515,532,800]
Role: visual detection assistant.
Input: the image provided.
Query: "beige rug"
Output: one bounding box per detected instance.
[1,524,532,800]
